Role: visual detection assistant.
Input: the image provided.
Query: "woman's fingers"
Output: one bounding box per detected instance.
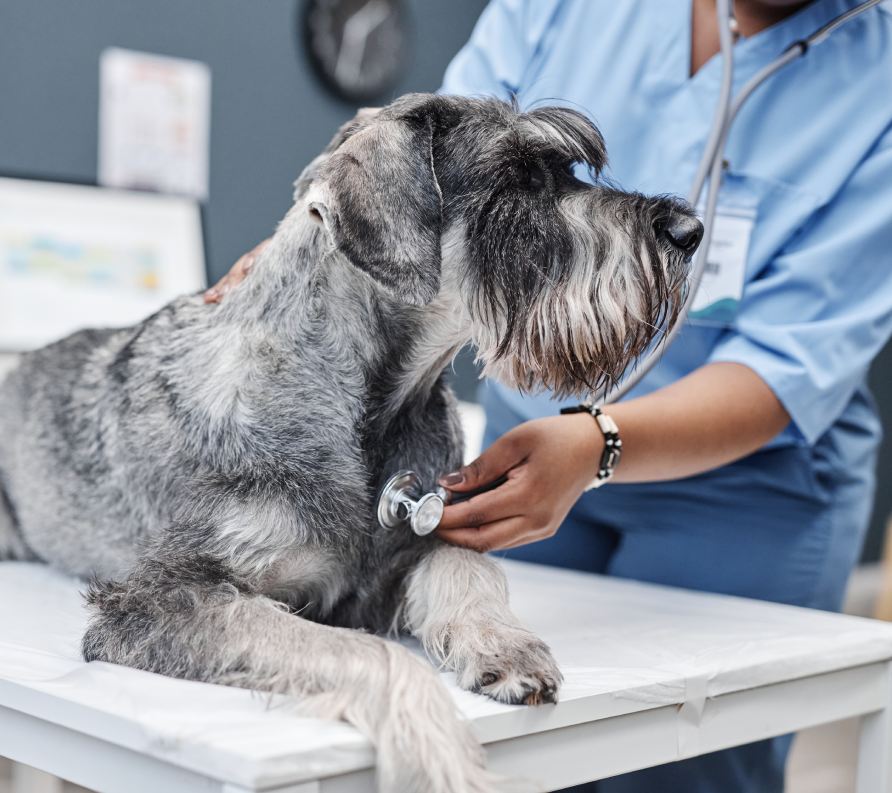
[204,239,270,303]
[438,430,526,492]
[204,257,247,303]
[437,476,524,531]
[437,516,535,553]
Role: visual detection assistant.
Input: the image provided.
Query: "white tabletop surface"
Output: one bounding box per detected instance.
[1,560,892,790]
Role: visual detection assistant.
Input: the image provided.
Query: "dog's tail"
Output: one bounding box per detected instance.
[82,557,509,793]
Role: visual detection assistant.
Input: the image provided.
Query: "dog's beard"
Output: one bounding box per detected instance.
[465,196,688,400]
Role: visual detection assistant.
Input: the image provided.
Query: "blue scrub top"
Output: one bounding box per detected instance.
[440,0,892,608]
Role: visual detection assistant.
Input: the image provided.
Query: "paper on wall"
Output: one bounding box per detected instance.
[99,48,211,200]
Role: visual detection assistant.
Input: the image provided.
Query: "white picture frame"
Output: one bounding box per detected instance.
[0,176,206,352]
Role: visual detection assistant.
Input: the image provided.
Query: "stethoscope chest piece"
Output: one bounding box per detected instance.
[377,470,445,536]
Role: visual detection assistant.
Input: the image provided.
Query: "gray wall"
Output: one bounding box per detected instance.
[0,0,486,282]
[0,0,487,400]
[1,0,889,560]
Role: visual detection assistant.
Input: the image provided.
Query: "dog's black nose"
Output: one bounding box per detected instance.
[662,213,704,256]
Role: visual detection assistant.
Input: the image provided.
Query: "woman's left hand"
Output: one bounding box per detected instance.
[204,239,270,303]
[436,414,602,552]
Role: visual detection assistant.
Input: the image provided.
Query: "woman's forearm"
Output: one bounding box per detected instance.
[438,362,790,549]
[606,362,790,483]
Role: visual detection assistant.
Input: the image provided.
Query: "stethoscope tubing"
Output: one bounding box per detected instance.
[602,0,883,405]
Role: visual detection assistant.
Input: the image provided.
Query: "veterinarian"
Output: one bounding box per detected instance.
[440,1,892,792]
[209,1,892,791]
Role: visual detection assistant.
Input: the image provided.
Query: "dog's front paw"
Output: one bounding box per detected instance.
[458,631,562,706]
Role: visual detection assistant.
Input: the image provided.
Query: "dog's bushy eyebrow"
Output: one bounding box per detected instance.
[516,107,607,174]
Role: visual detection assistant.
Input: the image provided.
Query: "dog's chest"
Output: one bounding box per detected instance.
[258,546,349,615]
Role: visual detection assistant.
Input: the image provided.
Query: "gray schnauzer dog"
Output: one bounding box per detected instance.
[0,94,700,792]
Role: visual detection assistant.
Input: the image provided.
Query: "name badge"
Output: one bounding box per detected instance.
[688,206,755,326]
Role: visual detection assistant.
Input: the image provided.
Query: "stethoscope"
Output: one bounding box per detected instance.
[377,0,884,535]
[378,471,447,536]
[377,470,508,536]
[606,0,884,403]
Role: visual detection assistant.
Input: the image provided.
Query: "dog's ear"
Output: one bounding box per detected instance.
[306,105,443,306]
[293,107,381,202]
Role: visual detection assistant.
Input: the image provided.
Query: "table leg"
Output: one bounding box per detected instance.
[856,661,892,793]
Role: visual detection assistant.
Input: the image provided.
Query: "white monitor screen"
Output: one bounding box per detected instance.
[0,176,205,351]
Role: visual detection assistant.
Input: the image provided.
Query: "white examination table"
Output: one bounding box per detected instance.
[0,559,891,792]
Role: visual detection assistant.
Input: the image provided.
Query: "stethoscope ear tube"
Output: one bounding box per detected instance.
[601,0,881,406]
[602,0,736,406]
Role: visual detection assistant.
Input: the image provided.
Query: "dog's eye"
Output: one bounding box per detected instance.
[518,162,547,191]
[559,161,578,179]
[554,159,593,191]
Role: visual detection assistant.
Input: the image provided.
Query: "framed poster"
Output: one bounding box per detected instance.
[0,176,205,351]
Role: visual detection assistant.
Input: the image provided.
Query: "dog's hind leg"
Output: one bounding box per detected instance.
[82,554,503,793]
[401,544,562,706]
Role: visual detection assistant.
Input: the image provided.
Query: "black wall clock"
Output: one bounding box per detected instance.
[303,0,409,102]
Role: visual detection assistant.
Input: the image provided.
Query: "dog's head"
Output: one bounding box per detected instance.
[298,94,701,397]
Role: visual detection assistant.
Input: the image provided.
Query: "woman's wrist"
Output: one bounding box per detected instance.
[561,412,605,492]
[560,403,621,489]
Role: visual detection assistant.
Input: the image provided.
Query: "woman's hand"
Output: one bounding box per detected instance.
[436,363,789,554]
[436,414,603,552]
[204,239,270,303]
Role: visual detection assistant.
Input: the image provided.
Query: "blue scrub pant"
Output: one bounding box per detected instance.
[481,385,876,793]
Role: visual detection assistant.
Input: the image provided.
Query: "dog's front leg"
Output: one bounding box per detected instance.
[83,553,502,793]
[402,544,562,705]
